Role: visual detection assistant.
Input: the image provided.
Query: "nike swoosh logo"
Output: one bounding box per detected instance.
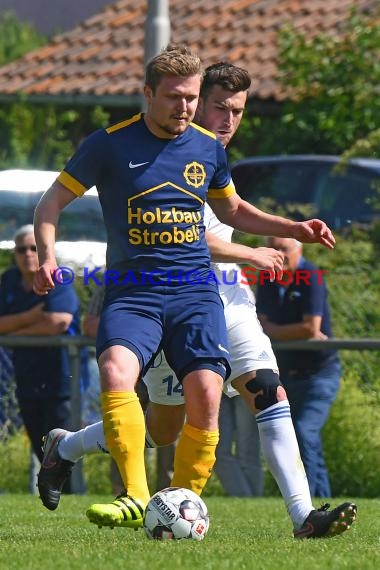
[129,160,149,169]
[218,344,229,353]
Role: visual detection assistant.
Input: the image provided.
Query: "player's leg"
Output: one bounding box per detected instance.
[165,285,229,496]
[145,402,185,446]
[171,367,223,495]
[222,282,313,524]
[224,281,356,537]
[85,344,148,528]
[143,356,186,446]
[85,293,164,528]
[37,351,186,510]
[233,370,314,520]
[234,368,356,538]
[37,401,184,511]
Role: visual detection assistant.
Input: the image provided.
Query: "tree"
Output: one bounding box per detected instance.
[0,10,46,65]
[278,8,380,157]
[229,8,380,160]
[0,11,109,170]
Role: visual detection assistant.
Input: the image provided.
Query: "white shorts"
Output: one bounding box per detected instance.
[143,280,278,404]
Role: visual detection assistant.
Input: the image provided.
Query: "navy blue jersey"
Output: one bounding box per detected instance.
[256,258,339,376]
[58,113,235,288]
[0,267,88,399]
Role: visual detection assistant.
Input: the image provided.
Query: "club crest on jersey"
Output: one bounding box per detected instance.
[184,162,206,188]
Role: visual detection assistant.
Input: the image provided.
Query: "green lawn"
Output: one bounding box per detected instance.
[0,495,378,570]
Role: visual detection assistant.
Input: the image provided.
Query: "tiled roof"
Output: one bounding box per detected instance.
[0,0,376,105]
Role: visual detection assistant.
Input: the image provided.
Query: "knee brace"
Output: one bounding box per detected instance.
[244,369,282,411]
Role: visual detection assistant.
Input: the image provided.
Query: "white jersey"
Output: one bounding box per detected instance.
[143,203,278,404]
[203,203,242,294]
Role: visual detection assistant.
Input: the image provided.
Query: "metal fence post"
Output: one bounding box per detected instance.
[68,341,86,494]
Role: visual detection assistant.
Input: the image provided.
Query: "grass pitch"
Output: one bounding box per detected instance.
[0,495,378,570]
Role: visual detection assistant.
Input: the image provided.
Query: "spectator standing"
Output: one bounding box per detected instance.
[215,392,263,496]
[256,237,341,497]
[0,224,88,492]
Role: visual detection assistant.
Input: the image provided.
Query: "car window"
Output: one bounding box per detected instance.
[232,161,318,204]
[315,165,380,227]
[59,196,106,241]
[0,191,42,241]
[0,190,106,242]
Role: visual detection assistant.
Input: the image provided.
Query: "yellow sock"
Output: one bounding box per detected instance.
[171,423,219,495]
[101,391,150,504]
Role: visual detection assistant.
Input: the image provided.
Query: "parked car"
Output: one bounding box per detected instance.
[0,169,106,268]
[231,155,380,229]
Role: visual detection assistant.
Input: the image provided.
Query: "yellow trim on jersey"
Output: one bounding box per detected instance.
[127,181,205,206]
[190,122,217,139]
[106,113,142,134]
[207,180,236,199]
[57,171,86,197]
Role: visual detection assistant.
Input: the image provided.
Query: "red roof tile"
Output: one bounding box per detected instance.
[0,0,377,105]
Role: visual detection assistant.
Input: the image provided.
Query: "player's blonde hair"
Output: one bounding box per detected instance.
[145,43,203,92]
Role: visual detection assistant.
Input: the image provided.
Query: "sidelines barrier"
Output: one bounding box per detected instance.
[1,335,380,492]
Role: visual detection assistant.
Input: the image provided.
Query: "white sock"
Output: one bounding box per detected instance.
[256,400,314,528]
[59,422,107,462]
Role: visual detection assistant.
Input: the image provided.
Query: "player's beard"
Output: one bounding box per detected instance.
[160,117,190,136]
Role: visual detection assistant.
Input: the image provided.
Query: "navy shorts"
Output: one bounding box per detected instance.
[96,283,230,381]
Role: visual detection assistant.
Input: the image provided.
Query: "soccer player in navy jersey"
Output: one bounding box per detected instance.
[34,44,338,531]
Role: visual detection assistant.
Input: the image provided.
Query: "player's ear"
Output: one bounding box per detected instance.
[195,97,205,121]
[144,84,153,102]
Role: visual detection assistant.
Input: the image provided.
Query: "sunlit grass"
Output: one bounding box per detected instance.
[0,495,378,570]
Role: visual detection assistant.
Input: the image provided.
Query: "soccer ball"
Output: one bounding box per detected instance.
[143,487,209,541]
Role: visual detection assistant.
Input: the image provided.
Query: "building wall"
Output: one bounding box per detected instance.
[0,0,111,36]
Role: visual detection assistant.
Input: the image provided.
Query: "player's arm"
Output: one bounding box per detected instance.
[208,192,335,249]
[33,180,77,295]
[205,230,284,273]
[8,311,73,336]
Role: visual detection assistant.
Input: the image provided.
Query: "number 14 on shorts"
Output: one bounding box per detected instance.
[162,375,183,397]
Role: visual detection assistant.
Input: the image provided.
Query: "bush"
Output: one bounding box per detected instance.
[0,429,30,493]
[323,372,380,497]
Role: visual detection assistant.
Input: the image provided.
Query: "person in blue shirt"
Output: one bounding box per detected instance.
[256,237,341,497]
[0,224,88,490]
[33,44,336,530]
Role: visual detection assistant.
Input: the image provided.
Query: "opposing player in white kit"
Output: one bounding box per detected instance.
[38,62,356,538]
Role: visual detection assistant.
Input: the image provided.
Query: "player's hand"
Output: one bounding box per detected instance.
[293,219,335,249]
[248,247,284,280]
[33,261,58,295]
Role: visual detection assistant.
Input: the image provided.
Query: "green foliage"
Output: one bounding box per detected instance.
[0,104,110,170]
[0,248,12,269]
[0,11,46,66]
[369,220,380,254]
[230,8,380,158]
[276,9,380,155]
[0,430,30,492]
[0,12,111,170]
[324,373,380,497]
